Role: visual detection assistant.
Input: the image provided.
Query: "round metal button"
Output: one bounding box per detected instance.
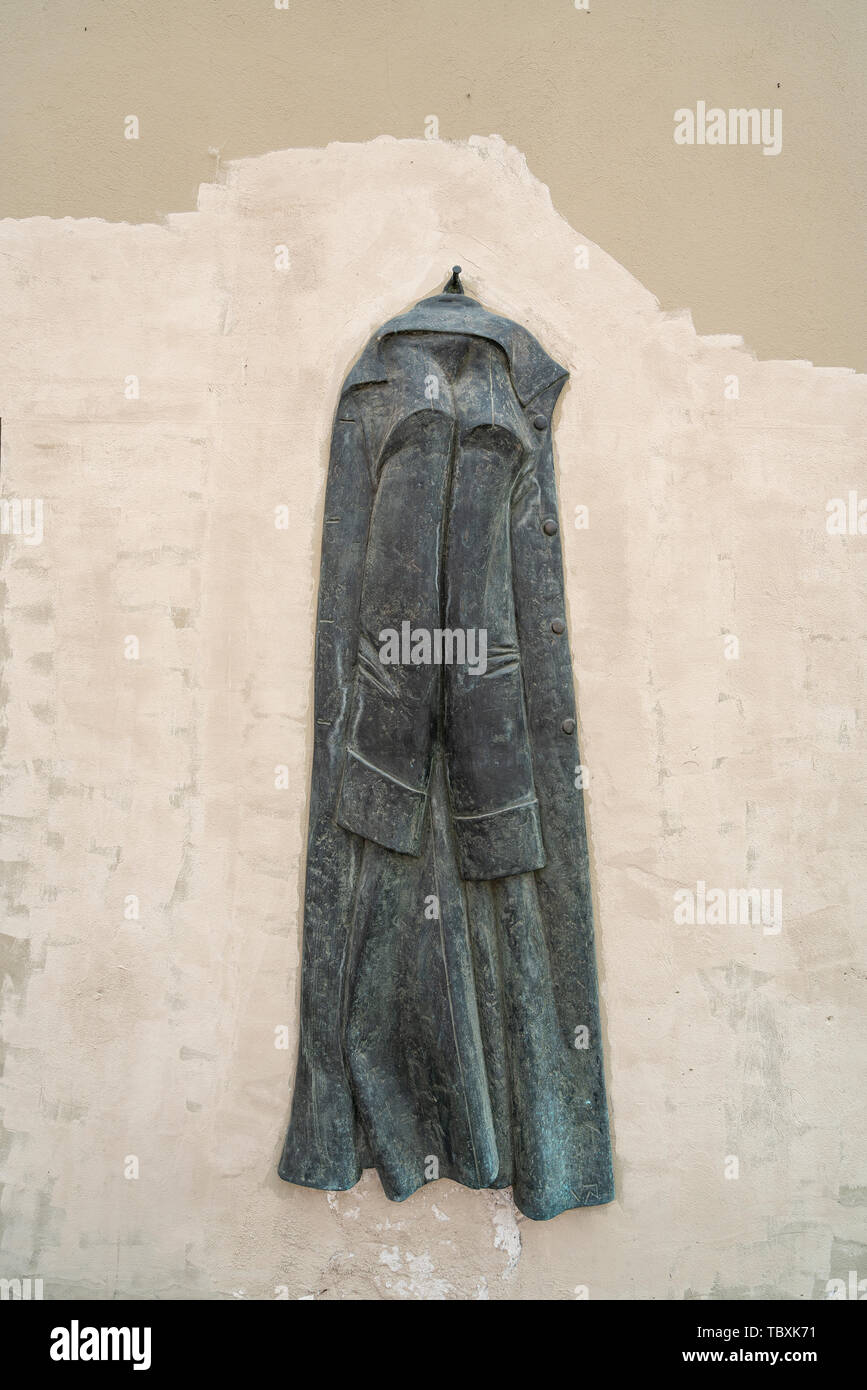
[533,414,547,430]
[542,519,558,536]
[551,619,565,634]
[561,718,576,735]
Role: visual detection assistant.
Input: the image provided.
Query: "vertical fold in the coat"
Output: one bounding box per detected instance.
[509,375,614,1206]
[278,388,374,1190]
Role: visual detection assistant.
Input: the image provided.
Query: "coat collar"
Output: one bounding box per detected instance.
[344,292,568,406]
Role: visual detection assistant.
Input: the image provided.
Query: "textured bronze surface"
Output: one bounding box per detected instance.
[278,270,614,1219]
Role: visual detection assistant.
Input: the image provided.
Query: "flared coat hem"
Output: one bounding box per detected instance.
[277,1161,615,1222]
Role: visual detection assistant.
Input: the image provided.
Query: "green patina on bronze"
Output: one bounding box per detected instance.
[278,269,614,1220]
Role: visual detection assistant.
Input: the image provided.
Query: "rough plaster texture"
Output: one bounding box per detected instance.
[0,135,864,1300]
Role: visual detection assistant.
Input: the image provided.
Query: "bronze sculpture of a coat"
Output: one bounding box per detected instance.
[278,269,614,1220]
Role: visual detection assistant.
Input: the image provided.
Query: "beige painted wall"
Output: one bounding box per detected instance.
[0,135,864,1299]
[1,0,865,372]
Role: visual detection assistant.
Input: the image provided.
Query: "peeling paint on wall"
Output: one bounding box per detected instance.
[0,136,865,1300]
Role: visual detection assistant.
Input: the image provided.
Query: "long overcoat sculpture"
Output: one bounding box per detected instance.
[278,268,614,1220]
